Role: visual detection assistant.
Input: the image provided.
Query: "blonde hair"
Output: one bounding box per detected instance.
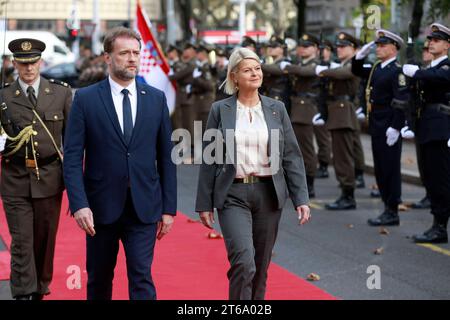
[223,47,261,95]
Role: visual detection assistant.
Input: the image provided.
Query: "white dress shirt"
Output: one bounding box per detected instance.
[19,77,40,99]
[235,100,272,178]
[108,76,137,132]
[430,55,448,68]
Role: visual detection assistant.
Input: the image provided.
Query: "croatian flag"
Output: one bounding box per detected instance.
[135,2,176,114]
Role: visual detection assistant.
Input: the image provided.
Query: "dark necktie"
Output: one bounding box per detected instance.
[121,88,133,144]
[27,86,37,107]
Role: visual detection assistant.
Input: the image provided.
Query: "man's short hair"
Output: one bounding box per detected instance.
[103,27,142,54]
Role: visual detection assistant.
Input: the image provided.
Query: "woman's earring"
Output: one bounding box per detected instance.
[234,82,238,90]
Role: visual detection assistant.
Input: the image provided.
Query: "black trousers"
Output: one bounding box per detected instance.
[371,135,402,209]
[421,140,450,223]
[86,190,158,300]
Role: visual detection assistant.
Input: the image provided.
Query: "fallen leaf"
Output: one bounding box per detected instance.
[307,273,321,281]
[207,231,223,239]
[379,228,390,235]
[374,247,383,255]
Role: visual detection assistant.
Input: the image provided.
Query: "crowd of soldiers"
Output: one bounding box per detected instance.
[167,22,450,244]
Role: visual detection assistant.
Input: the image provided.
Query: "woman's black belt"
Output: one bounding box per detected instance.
[233,176,273,184]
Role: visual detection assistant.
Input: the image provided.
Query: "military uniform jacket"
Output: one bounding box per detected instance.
[261,57,291,108]
[352,57,408,137]
[0,77,72,198]
[285,58,319,124]
[191,62,216,113]
[169,58,196,106]
[414,57,450,144]
[320,60,359,131]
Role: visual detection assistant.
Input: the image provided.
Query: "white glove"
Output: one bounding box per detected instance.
[312,113,325,126]
[400,126,415,139]
[193,68,202,78]
[386,127,400,146]
[315,65,328,76]
[448,138,450,148]
[330,62,341,69]
[280,61,291,70]
[185,84,192,94]
[355,107,365,121]
[402,64,419,77]
[0,133,7,152]
[355,41,375,60]
[168,68,174,76]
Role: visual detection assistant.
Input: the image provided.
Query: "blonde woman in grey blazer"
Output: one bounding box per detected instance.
[195,47,311,300]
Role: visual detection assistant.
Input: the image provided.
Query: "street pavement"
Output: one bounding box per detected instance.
[1,134,449,300]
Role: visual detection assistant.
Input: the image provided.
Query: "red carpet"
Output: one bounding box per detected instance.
[0,193,335,300]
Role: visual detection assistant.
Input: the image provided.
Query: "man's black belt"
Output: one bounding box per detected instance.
[293,92,318,98]
[425,103,450,116]
[4,154,60,167]
[328,95,353,102]
[233,176,272,184]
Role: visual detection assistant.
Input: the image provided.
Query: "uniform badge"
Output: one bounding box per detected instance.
[398,74,406,86]
[44,88,50,93]
[378,31,385,37]
[21,41,32,51]
[338,33,345,40]
[441,65,449,70]
[431,25,439,32]
[15,90,20,96]
[302,34,308,40]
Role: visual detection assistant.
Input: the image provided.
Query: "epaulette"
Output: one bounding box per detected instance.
[49,79,70,88]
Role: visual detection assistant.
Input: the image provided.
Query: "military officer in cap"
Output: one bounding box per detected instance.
[166,44,183,130]
[352,29,409,225]
[0,38,72,299]
[213,47,230,101]
[241,36,258,53]
[261,35,292,114]
[402,23,450,243]
[285,33,321,197]
[315,32,361,210]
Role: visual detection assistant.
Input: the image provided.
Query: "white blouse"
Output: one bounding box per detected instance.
[235,100,272,178]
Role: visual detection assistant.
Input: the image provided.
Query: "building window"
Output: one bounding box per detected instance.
[16,20,56,32]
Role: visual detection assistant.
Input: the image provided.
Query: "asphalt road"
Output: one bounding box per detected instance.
[1,164,449,300]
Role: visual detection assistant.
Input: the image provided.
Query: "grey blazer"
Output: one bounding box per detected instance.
[195,94,309,212]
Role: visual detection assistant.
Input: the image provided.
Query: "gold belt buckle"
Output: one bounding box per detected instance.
[243,176,256,184]
[26,159,36,168]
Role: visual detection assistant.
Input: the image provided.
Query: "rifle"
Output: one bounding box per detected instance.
[405,22,420,132]
[317,30,328,121]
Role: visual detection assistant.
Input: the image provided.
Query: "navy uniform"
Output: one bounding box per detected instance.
[0,39,72,299]
[285,34,320,197]
[352,30,409,226]
[404,23,450,243]
[261,36,292,114]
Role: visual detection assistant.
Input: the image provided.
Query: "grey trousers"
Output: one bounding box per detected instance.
[218,181,282,300]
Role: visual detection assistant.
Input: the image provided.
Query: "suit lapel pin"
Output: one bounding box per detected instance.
[44,88,50,94]
[141,90,146,95]
[15,90,20,96]
[272,111,276,115]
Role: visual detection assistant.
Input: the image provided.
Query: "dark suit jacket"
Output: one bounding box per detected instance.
[195,94,309,212]
[63,78,176,225]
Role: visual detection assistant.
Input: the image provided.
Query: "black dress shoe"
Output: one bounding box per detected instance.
[370,189,381,198]
[367,210,400,226]
[355,174,365,189]
[14,294,32,300]
[325,196,356,210]
[315,166,329,179]
[413,225,448,244]
[411,196,431,209]
[31,293,44,300]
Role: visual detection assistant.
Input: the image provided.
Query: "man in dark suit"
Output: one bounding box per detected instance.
[63,27,177,300]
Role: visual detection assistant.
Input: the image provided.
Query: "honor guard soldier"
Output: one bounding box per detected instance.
[352,29,409,226]
[166,44,184,130]
[241,36,258,53]
[285,33,321,197]
[169,42,197,147]
[212,47,230,101]
[402,23,450,243]
[261,36,292,114]
[315,32,361,210]
[0,38,72,299]
[315,39,333,179]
